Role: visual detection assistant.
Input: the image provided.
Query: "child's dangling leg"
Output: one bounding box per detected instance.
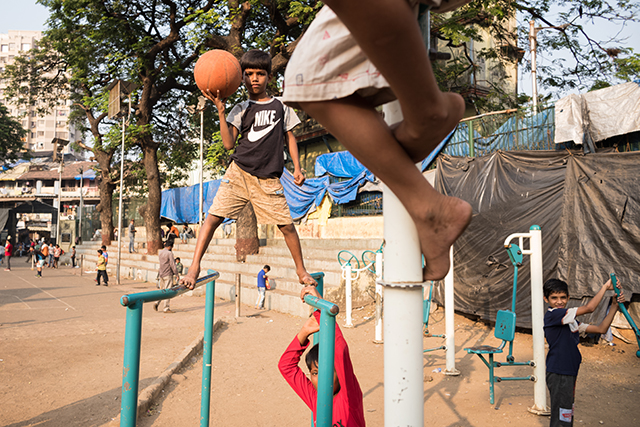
[323,0,466,161]
[300,96,471,280]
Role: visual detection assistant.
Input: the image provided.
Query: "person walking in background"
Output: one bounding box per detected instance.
[35,247,45,278]
[3,236,12,271]
[41,242,49,267]
[47,241,54,268]
[95,249,108,286]
[128,219,137,253]
[174,257,184,285]
[255,265,270,310]
[70,246,77,268]
[101,245,109,267]
[53,244,62,268]
[154,241,177,313]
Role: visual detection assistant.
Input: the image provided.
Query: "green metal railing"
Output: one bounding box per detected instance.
[119,271,219,427]
[303,271,340,427]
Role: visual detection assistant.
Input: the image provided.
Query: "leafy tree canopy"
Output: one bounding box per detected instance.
[0,104,28,166]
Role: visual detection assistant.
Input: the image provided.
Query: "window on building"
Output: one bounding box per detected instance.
[37,119,45,127]
[0,57,6,63]
[30,110,36,117]
[9,43,16,51]
[30,121,36,128]
[31,132,35,138]
[37,131,44,137]
[56,120,66,127]
[55,132,68,139]
[21,43,31,51]
[1,45,8,52]
[57,110,68,116]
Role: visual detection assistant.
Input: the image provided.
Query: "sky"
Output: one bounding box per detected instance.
[2,0,639,102]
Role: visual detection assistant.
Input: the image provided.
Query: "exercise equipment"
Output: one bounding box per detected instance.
[465,243,535,405]
[610,273,640,358]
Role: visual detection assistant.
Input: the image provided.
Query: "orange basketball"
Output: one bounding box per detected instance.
[194,50,242,98]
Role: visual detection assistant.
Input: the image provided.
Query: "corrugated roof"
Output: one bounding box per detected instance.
[1,161,98,181]
[0,163,30,181]
[26,161,98,180]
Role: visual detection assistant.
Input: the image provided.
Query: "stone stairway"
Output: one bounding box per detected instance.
[75,237,383,318]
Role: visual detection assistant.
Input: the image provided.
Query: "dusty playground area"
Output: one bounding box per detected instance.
[137,302,640,427]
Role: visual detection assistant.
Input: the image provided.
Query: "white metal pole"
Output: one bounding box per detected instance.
[57,159,63,244]
[345,263,354,328]
[528,225,548,414]
[382,100,424,426]
[199,109,204,226]
[116,115,125,285]
[529,20,538,116]
[374,251,383,343]
[444,246,459,375]
[78,167,83,242]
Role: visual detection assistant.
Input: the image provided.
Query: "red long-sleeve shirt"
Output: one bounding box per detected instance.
[278,310,366,427]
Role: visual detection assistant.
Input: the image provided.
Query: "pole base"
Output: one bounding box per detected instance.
[373,339,384,345]
[444,368,460,376]
[528,405,550,416]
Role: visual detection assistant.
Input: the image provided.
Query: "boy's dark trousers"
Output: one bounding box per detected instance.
[71,255,76,267]
[96,270,109,285]
[546,372,577,426]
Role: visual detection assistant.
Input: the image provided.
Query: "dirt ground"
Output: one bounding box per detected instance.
[136,303,640,427]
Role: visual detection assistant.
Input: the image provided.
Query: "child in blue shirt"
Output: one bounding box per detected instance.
[543,278,625,426]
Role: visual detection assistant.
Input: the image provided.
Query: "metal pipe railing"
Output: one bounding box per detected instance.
[119,271,219,427]
[303,292,339,427]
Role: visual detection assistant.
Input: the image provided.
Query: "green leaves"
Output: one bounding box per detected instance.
[0,104,28,165]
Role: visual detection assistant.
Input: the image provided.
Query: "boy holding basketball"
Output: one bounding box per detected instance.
[181,50,316,289]
[282,0,473,281]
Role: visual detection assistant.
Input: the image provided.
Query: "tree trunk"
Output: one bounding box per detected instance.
[235,203,259,262]
[94,150,116,246]
[139,143,163,254]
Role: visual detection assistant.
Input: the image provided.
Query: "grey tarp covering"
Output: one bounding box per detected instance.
[554,81,640,147]
[432,150,640,328]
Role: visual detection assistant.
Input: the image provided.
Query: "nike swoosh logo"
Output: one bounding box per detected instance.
[247,118,281,142]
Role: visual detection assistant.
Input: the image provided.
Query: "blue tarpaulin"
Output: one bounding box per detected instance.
[74,169,97,180]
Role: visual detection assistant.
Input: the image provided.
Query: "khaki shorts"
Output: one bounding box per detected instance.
[208,162,293,225]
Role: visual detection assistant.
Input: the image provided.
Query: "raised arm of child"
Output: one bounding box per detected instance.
[576,278,616,316]
[585,287,626,334]
[203,89,238,150]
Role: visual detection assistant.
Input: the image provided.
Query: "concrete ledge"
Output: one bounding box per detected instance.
[103,319,223,427]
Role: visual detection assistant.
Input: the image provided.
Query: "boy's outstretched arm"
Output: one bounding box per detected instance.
[286,130,305,186]
[202,89,238,150]
[576,278,615,316]
[585,288,625,334]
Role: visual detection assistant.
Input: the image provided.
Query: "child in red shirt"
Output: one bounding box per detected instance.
[279,286,365,426]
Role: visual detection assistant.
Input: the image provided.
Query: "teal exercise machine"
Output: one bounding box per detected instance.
[464,243,535,404]
[610,273,640,358]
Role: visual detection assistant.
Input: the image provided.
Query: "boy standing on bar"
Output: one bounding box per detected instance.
[181,50,316,289]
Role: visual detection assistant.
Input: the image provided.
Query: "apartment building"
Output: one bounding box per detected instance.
[0,30,77,154]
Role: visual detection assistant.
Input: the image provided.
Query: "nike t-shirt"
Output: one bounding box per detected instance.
[227,97,301,178]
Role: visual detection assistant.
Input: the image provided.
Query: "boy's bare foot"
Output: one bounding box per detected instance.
[412,193,472,281]
[393,92,465,163]
[298,270,318,286]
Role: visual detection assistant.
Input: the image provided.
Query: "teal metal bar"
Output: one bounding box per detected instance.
[200,269,218,427]
[303,293,339,427]
[121,300,143,427]
[311,272,325,297]
[119,272,219,427]
[610,273,640,357]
